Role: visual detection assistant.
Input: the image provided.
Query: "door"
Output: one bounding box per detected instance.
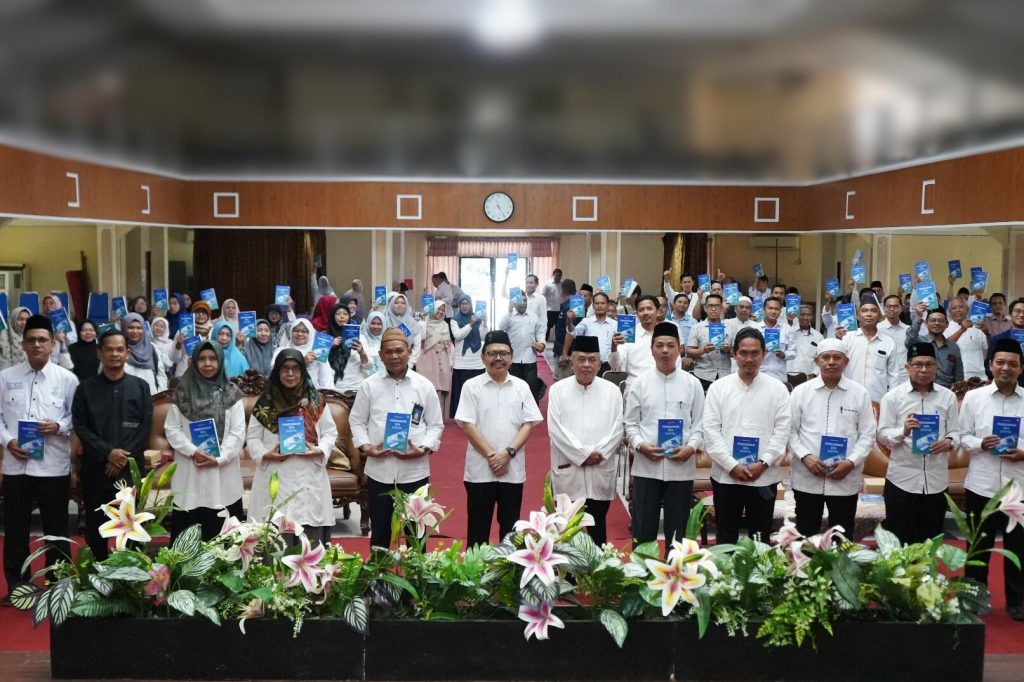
[458,256,530,329]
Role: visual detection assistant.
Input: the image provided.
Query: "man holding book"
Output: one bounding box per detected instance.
[567,291,617,376]
[945,297,988,381]
[837,294,899,408]
[609,295,662,389]
[985,298,1024,388]
[905,304,964,389]
[687,293,734,391]
[877,342,961,544]
[498,295,547,403]
[754,296,796,385]
[623,322,705,554]
[878,294,910,387]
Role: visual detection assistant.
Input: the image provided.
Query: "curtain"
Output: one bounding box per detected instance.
[426,238,559,287]
[662,233,710,288]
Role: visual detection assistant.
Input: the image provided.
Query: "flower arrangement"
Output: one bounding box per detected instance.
[13,470,1022,649]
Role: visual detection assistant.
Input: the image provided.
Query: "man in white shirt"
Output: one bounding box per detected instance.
[624,322,705,554]
[609,295,661,389]
[788,339,876,538]
[499,299,547,403]
[837,294,898,409]
[945,297,988,381]
[350,328,445,548]
[704,327,792,544]
[522,274,548,323]
[666,293,697,368]
[541,269,563,340]
[959,337,1024,620]
[432,272,458,319]
[567,292,617,375]
[662,271,701,318]
[547,335,624,547]
[687,293,735,391]
[455,331,544,547]
[788,304,823,382]
[878,294,910,388]
[877,342,960,545]
[755,296,796,385]
[0,315,78,600]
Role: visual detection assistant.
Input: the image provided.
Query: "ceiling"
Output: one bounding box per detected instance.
[2,0,1024,181]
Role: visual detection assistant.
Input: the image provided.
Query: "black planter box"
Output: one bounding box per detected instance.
[51,616,985,681]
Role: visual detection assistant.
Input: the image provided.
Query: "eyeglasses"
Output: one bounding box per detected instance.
[23,336,51,345]
[484,351,511,359]
[280,365,303,374]
[908,362,937,370]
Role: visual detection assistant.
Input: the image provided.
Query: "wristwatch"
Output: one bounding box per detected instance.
[422,446,434,455]
[506,446,518,458]
[757,459,769,468]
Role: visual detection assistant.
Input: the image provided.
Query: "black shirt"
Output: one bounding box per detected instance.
[72,372,152,487]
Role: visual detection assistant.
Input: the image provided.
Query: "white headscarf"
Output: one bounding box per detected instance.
[281,318,316,355]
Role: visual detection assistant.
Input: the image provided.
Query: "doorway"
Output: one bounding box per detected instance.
[458,256,531,329]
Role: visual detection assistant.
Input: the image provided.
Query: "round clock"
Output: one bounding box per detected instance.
[483,191,514,223]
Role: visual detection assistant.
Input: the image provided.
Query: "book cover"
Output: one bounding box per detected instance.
[915,281,938,309]
[948,260,962,279]
[18,421,44,460]
[732,436,760,466]
[914,260,931,281]
[48,308,74,335]
[239,311,257,338]
[825,278,841,298]
[19,291,39,315]
[968,300,990,324]
[620,277,638,298]
[0,309,6,333]
[374,285,387,307]
[836,303,857,331]
[383,412,411,452]
[911,413,941,455]
[723,282,740,306]
[820,435,848,463]
[510,287,524,306]
[96,322,117,336]
[658,419,684,453]
[852,249,863,265]
[112,296,128,320]
[1010,329,1024,353]
[993,416,1021,456]
[569,295,585,319]
[200,288,219,310]
[342,324,360,349]
[763,327,780,353]
[751,300,764,321]
[596,275,611,293]
[617,314,637,343]
[398,322,413,337]
[697,273,711,290]
[421,293,435,316]
[271,285,289,306]
[898,273,913,293]
[152,288,169,312]
[0,291,7,320]
[86,292,109,322]
[55,292,69,312]
[178,312,195,338]
[474,301,487,318]
[312,332,333,362]
[785,293,801,318]
[708,322,726,347]
[507,253,518,270]
[182,335,202,357]
[971,270,988,293]
[278,416,307,455]
[188,418,221,458]
[753,263,765,279]
[851,264,867,285]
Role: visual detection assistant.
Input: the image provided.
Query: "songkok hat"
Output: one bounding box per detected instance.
[570,335,600,354]
[23,314,53,334]
[991,337,1024,359]
[859,293,880,309]
[381,327,409,346]
[651,322,680,344]
[814,338,847,358]
[907,342,936,359]
[483,330,512,350]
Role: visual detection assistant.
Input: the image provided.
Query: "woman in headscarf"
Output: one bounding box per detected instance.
[267,304,285,341]
[313,275,336,308]
[416,300,453,415]
[241,319,276,377]
[40,293,75,369]
[122,312,167,393]
[68,319,101,381]
[448,294,486,418]
[130,295,151,320]
[151,316,177,381]
[0,306,31,369]
[327,301,373,396]
[166,293,186,337]
[211,320,249,378]
[310,294,338,333]
[383,292,422,367]
[164,340,246,541]
[346,297,362,325]
[272,318,332,389]
[191,300,214,339]
[216,298,241,332]
[246,349,338,546]
[343,279,366,313]
[360,310,386,376]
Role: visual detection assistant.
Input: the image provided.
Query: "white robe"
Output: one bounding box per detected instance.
[547,375,624,500]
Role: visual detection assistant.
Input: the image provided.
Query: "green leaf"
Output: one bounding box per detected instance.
[695,592,711,638]
[343,597,369,635]
[171,524,203,560]
[685,498,709,541]
[32,589,51,628]
[194,602,221,626]
[378,571,418,599]
[104,566,152,582]
[945,493,972,539]
[144,522,169,537]
[988,547,1022,570]
[217,573,245,593]
[599,609,628,648]
[181,551,217,577]
[873,526,901,557]
[47,578,76,626]
[632,541,661,560]
[831,553,862,608]
[168,589,197,616]
[936,543,968,571]
[9,583,43,611]
[556,543,590,572]
[543,471,555,512]
[71,591,135,618]
[249,586,274,603]
[521,576,560,605]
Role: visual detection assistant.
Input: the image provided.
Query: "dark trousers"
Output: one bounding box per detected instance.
[546,311,558,339]
[509,362,545,403]
[883,479,947,545]
[171,498,244,544]
[711,479,776,544]
[698,377,714,392]
[631,477,693,553]
[793,490,858,539]
[2,474,69,589]
[585,499,612,547]
[965,490,1024,606]
[368,477,429,548]
[464,481,523,547]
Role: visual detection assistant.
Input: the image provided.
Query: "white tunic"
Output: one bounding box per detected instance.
[960,383,1024,499]
[165,401,246,510]
[944,322,988,381]
[0,361,78,477]
[877,381,960,495]
[788,327,823,376]
[877,319,910,386]
[547,375,624,501]
[451,318,486,371]
[498,311,545,365]
[271,347,333,390]
[754,320,796,384]
[332,335,376,393]
[841,329,898,403]
[608,324,659,388]
[624,366,705,481]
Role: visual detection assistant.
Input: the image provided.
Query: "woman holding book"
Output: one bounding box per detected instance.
[164,340,246,541]
[273,318,332,389]
[211,320,250,379]
[215,298,241,333]
[383,292,422,367]
[417,300,453,414]
[327,301,373,396]
[122,312,168,394]
[246,349,339,546]
[360,311,387,376]
[241,319,276,377]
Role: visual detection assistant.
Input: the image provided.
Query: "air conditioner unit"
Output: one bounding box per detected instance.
[749,235,799,250]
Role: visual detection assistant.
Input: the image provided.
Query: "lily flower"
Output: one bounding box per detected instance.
[772,516,802,548]
[97,489,155,550]
[667,538,720,577]
[508,533,570,588]
[645,554,706,616]
[238,597,264,634]
[282,534,326,593]
[403,491,445,538]
[112,483,136,507]
[807,525,845,551]
[518,601,565,641]
[238,533,259,571]
[272,511,304,538]
[999,480,1024,533]
[144,564,170,606]
[788,541,811,578]
[552,494,595,529]
[513,510,560,538]
[217,508,242,536]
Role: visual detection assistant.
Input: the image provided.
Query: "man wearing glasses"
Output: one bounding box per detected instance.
[687,293,734,391]
[454,331,543,547]
[0,315,78,605]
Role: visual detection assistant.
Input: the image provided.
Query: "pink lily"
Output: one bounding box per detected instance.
[518,601,565,641]
[238,597,264,634]
[272,511,304,538]
[144,564,170,606]
[788,541,811,577]
[772,516,802,548]
[999,481,1024,533]
[668,538,720,577]
[217,508,241,536]
[403,491,445,538]
[513,510,560,538]
[552,493,595,529]
[238,534,259,571]
[807,525,846,551]
[645,554,706,616]
[282,534,326,593]
[508,533,570,588]
[97,489,155,550]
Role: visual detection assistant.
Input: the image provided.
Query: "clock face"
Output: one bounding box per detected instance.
[483,192,514,223]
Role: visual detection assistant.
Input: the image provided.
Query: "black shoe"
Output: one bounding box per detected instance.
[1008,604,1024,621]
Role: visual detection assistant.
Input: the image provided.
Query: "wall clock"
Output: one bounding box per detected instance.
[483,191,514,223]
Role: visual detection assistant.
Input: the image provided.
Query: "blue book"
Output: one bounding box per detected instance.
[112,296,128,320]
[278,416,307,455]
[569,295,585,319]
[751,300,764,321]
[342,323,360,349]
[96,322,117,337]
[911,414,941,455]
[510,287,524,306]
[763,327,781,353]
[1011,329,1024,354]
[188,418,221,458]
[238,311,257,338]
[620,277,638,298]
[723,282,740,306]
[0,309,6,334]
[152,288,169,312]
[421,294,435,316]
[374,285,387,307]
[383,412,411,452]
[820,435,848,463]
[658,419,684,452]
[971,270,988,293]
[507,253,518,271]
[617,314,637,343]
[182,334,202,357]
[200,288,219,310]
[596,275,611,293]
[708,322,726,348]
[312,332,333,362]
[398,322,413,337]
[915,281,937,309]
[732,436,760,466]
[968,300,990,325]
[18,421,44,460]
[19,291,39,316]
[178,313,195,338]
[948,260,962,279]
[914,260,931,282]
[825,278,841,298]
[87,292,109,322]
[0,292,7,321]
[852,249,863,265]
[851,264,866,285]
[275,285,291,306]
[836,303,857,331]
[697,273,711,290]
[753,263,765,279]
[48,308,74,335]
[785,294,801,318]
[993,416,1021,456]
[55,292,69,312]
[474,301,487,318]
[898,273,913,293]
